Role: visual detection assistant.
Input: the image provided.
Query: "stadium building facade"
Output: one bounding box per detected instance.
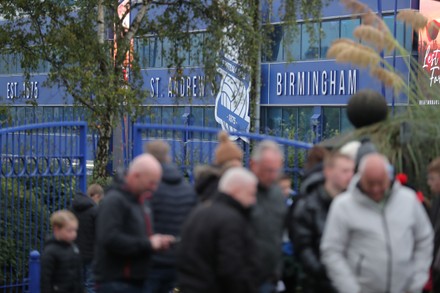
[0,0,421,142]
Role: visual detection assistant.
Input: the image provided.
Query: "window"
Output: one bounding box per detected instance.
[321,21,340,58]
[190,33,204,66]
[341,18,360,40]
[264,25,284,62]
[137,37,162,68]
[298,107,313,141]
[282,107,298,139]
[323,107,340,138]
[204,107,217,128]
[43,107,54,122]
[301,23,320,60]
[341,108,353,131]
[284,24,301,61]
[384,15,406,55]
[266,107,283,136]
[161,107,173,124]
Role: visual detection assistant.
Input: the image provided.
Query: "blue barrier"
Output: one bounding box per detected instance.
[132,124,313,192]
[0,122,88,292]
[28,251,40,293]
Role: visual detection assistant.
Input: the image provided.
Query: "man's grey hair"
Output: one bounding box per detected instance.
[218,167,258,194]
[251,140,284,162]
[358,153,392,179]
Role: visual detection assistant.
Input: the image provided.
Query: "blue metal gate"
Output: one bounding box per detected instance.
[132,124,313,192]
[0,122,88,292]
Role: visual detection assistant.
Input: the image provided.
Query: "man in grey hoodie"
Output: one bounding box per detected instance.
[321,153,433,293]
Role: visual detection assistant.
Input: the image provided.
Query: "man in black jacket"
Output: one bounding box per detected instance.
[71,184,103,293]
[143,140,197,293]
[291,152,354,293]
[178,167,260,293]
[94,154,175,293]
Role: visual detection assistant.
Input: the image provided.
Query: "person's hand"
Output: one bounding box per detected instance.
[149,234,176,251]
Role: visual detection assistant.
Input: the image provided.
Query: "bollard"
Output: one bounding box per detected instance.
[29,250,40,293]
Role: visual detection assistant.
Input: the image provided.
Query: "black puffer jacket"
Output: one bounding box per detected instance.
[40,236,83,293]
[178,193,260,293]
[291,184,337,293]
[71,192,97,263]
[151,163,197,267]
[94,181,153,283]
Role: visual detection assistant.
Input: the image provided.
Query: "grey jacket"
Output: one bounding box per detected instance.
[251,183,287,281]
[320,176,433,293]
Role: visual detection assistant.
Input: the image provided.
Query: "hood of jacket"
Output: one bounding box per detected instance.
[161,163,183,185]
[300,171,325,195]
[72,192,95,212]
[194,164,222,193]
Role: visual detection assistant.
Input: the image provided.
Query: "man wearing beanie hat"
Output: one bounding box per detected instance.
[194,131,243,202]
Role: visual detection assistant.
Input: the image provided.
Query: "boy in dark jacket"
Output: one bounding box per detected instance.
[40,210,83,293]
[71,183,104,293]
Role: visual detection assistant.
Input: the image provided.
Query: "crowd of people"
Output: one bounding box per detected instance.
[39,131,440,293]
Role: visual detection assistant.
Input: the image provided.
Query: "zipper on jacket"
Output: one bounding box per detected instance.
[381,209,392,293]
[356,254,365,276]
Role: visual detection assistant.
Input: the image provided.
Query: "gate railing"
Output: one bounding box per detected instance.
[0,122,88,292]
[132,124,313,191]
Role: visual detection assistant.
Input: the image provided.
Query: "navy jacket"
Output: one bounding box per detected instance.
[71,192,97,263]
[151,163,197,268]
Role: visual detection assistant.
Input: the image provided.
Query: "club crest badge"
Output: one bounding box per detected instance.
[215,55,251,141]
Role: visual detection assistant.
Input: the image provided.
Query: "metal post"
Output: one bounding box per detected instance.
[392,0,398,115]
[29,250,40,293]
[377,0,386,98]
[79,123,88,193]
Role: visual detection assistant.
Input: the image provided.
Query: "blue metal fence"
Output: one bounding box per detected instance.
[0,122,88,292]
[132,124,313,192]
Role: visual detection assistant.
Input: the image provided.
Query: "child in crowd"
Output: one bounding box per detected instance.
[40,210,83,293]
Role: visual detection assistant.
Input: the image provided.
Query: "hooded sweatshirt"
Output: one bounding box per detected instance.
[71,192,97,263]
[321,176,433,293]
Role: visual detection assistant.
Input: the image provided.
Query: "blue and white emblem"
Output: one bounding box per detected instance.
[215,55,251,141]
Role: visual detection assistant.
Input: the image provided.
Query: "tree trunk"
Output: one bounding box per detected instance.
[250,0,261,134]
[97,0,105,45]
[93,120,113,182]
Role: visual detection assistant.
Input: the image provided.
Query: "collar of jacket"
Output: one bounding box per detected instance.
[112,181,140,203]
[348,174,400,209]
[216,192,252,217]
[317,184,334,207]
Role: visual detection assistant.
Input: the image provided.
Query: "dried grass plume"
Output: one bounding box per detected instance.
[341,0,368,14]
[353,25,396,52]
[397,10,428,32]
[370,67,404,93]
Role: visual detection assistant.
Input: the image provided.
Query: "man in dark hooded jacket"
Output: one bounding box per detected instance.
[144,140,198,293]
[71,184,104,293]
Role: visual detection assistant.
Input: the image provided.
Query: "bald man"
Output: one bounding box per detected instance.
[178,167,260,293]
[94,154,175,293]
[320,153,433,293]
